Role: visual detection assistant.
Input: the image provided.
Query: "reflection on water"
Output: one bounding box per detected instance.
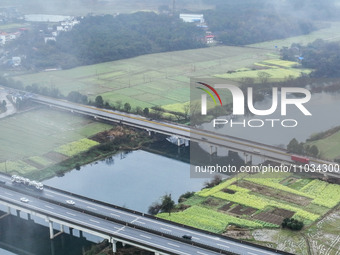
[44,150,212,213]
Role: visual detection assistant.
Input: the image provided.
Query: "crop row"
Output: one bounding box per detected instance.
[55,138,99,157]
[212,191,320,221]
[157,206,263,233]
[228,185,250,193]
[198,178,236,197]
[300,179,328,196]
[197,174,250,197]
[244,177,315,199]
[300,179,340,208]
[213,191,268,210]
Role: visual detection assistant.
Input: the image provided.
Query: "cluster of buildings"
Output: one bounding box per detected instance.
[179,13,215,44]
[23,14,80,44]
[0,12,80,68]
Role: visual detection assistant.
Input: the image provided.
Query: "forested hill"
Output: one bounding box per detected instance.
[56,13,205,65]
[9,12,205,69]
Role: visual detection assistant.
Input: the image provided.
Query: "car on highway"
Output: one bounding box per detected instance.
[20,197,29,203]
[66,200,75,205]
[182,234,192,240]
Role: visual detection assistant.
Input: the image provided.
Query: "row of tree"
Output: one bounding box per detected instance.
[287,138,319,157]
[0,76,190,123]
[281,39,340,78]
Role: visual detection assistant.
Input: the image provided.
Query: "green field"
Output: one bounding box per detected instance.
[12,46,274,112]
[307,130,340,160]
[158,173,340,234]
[0,108,112,174]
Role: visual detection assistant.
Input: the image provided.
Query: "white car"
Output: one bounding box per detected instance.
[20,197,29,203]
[66,200,75,205]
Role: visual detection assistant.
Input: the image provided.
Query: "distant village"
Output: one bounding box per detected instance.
[0,7,214,70]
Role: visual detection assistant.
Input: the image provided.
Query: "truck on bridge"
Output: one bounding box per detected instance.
[291,155,310,164]
[11,175,44,191]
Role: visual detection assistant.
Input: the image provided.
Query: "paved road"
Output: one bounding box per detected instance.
[0,174,286,255]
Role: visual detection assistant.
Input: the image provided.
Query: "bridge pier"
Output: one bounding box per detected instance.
[244,153,248,164]
[209,146,217,155]
[0,211,10,220]
[49,221,54,239]
[16,209,20,217]
[48,220,65,239]
[111,239,117,253]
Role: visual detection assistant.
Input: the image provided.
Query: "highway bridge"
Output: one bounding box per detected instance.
[28,94,338,176]
[0,173,292,255]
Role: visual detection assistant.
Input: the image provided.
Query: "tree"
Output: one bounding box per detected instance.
[287,138,299,153]
[143,107,149,116]
[309,145,319,157]
[282,217,304,231]
[183,103,190,121]
[95,95,104,107]
[151,106,164,119]
[204,175,223,188]
[161,194,175,216]
[115,100,122,110]
[135,106,143,115]
[257,71,271,84]
[148,202,162,215]
[124,102,131,112]
[178,191,195,203]
[67,91,83,103]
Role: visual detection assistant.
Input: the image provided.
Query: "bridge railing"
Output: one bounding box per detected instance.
[1,178,293,255]
[1,181,240,255]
